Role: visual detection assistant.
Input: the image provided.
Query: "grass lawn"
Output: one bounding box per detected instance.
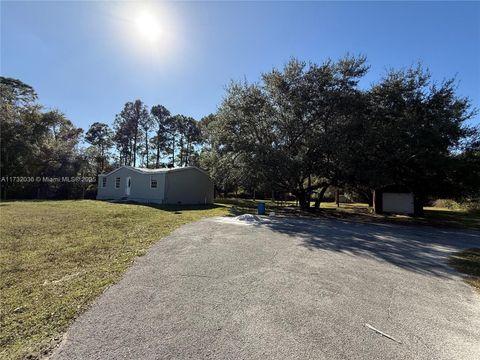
[1,199,477,359]
[420,207,480,229]
[448,249,480,290]
[0,200,228,360]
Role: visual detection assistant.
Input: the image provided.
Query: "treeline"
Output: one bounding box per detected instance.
[0,77,201,199]
[1,55,479,208]
[1,78,85,199]
[198,57,480,211]
[111,101,201,169]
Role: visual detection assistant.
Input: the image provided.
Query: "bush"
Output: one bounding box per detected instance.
[432,199,463,210]
[461,199,480,212]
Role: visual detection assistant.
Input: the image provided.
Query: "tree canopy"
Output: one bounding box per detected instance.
[1,77,84,199]
[1,56,479,208]
[199,57,478,209]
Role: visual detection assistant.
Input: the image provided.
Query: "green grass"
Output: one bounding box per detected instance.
[217,198,367,212]
[448,249,480,290]
[421,207,480,229]
[0,200,228,360]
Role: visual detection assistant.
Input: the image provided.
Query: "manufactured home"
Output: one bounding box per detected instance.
[97,166,214,205]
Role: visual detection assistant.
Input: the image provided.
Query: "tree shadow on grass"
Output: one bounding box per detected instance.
[104,200,228,213]
[260,216,480,278]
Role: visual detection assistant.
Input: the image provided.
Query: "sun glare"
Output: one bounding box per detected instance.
[114,3,181,62]
[135,11,161,43]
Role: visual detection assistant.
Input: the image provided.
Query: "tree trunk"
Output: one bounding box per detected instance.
[179,138,184,167]
[179,140,183,166]
[313,185,329,209]
[298,196,309,210]
[171,134,175,167]
[2,182,7,201]
[367,191,373,207]
[133,130,138,167]
[414,194,424,217]
[156,135,160,168]
[296,189,310,210]
[306,175,312,208]
[81,167,85,199]
[145,134,149,168]
[100,144,104,172]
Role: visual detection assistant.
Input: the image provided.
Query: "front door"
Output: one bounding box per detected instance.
[125,177,131,196]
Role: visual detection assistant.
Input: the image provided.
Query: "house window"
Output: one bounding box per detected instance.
[151,177,157,188]
[102,177,107,188]
[115,177,120,188]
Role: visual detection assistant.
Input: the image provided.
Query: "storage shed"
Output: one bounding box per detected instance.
[97,166,214,205]
[373,185,421,216]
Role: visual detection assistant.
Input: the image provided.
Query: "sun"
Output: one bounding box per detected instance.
[134,11,161,43]
[116,3,180,60]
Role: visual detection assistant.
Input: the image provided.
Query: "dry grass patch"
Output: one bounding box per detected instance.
[0,200,227,360]
[448,248,480,290]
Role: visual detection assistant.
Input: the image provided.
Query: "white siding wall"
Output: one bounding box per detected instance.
[97,168,166,203]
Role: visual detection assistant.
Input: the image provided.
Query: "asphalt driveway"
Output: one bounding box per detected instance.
[52,216,480,360]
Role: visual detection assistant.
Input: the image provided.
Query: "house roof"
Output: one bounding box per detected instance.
[99,165,209,177]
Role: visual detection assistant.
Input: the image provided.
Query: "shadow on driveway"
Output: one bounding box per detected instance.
[260,216,480,278]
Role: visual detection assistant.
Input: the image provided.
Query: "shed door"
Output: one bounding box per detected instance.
[382,192,414,214]
[125,177,131,196]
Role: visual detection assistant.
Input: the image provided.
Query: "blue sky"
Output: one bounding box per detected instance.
[2,1,479,130]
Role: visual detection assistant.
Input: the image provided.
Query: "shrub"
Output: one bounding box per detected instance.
[432,199,463,210]
[461,199,480,212]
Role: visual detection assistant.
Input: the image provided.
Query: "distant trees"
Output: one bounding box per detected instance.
[198,114,238,196]
[111,102,201,168]
[85,122,113,172]
[2,55,479,206]
[150,105,171,167]
[176,115,201,167]
[451,135,480,208]
[199,57,479,209]
[0,76,204,200]
[113,100,149,167]
[0,77,85,199]
[332,66,478,214]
